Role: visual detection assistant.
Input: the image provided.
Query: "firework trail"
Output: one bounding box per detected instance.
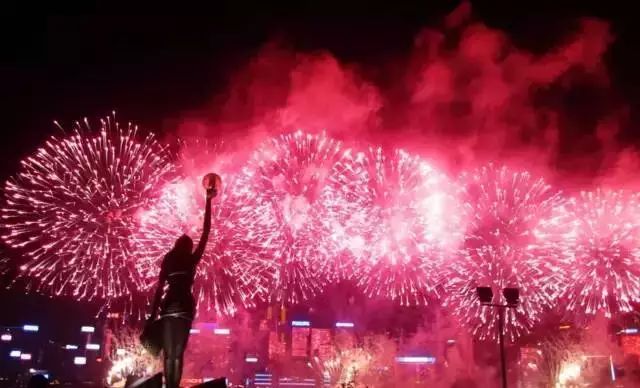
[322,147,461,306]
[1,115,175,301]
[232,131,345,305]
[562,189,640,319]
[445,164,572,341]
[134,138,268,316]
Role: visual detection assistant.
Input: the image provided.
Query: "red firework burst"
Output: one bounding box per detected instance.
[323,147,462,306]
[1,115,175,301]
[445,164,572,341]
[232,131,345,305]
[562,189,640,319]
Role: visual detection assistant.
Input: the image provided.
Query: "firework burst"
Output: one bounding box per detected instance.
[1,115,174,300]
[323,335,396,387]
[233,131,345,305]
[134,138,268,316]
[323,147,461,306]
[446,164,571,340]
[562,189,640,319]
[106,327,160,386]
[324,348,373,386]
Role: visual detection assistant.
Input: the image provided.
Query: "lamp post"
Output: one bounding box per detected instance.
[476,286,520,388]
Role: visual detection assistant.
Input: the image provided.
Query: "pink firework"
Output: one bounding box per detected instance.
[134,138,268,316]
[323,147,461,306]
[1,115,175,300]
[446,164,571,341]
[106,327,160,385]
[563,189,640,319]
[233,131,345,305]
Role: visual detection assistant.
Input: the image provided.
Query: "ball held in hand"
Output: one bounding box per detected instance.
[202,173,222,192]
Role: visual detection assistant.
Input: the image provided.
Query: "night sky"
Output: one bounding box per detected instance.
[2,1,640,323]
[2,2,640,178]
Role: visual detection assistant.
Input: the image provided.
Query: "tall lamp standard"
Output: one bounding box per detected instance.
[476,286,520,388]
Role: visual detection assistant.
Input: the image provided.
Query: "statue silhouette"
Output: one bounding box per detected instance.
[147,185,215,388]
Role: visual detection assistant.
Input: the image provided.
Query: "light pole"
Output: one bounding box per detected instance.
[476,286,520,388]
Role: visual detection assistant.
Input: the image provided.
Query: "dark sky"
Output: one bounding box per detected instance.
[2,1,640,179]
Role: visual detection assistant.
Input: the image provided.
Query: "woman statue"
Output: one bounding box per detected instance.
[147,174,219,388]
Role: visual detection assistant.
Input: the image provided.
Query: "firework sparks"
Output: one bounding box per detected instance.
[323,147,461,305]
[563,189,640,319]
[106,327,160,387]
[324,348,373,386]
[232,131,345,305]
[134,138,268,316]
[445,164,571,340]
[1,115,175,301]
[322,335,396,387]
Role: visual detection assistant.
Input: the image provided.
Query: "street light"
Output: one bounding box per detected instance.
[503,288,519,306]
[476,286,493,303]
[476,286,520,388]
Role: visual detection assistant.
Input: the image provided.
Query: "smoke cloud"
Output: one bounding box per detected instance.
[170,1,636,192]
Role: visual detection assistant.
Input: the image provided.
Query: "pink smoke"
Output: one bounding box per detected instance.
[166,2,636,192]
